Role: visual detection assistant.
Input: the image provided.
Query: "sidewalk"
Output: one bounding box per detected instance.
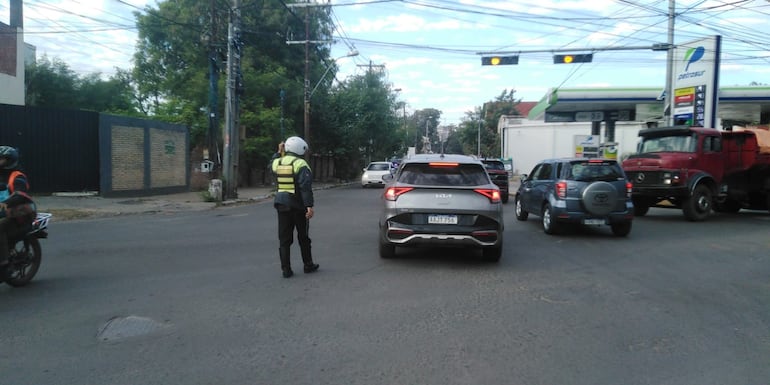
[33,183,345,221]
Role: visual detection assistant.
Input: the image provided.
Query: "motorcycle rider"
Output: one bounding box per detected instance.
[270,136,319,278]
[0,146,36,276]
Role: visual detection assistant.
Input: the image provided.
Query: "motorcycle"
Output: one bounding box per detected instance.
[1,212,51,287]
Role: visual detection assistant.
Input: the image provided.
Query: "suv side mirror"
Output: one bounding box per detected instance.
[383,174,393,182]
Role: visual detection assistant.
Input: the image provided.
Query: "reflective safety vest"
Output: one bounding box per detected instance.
[272,155,310,195]
[0,170,28,202]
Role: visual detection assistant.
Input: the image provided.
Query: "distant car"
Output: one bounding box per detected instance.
[378,154,504,261]
[480,158,510,203]
[361,161,393,188]
[514,158,634,236]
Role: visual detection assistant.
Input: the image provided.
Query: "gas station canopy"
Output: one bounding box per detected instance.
[527,86,770,127]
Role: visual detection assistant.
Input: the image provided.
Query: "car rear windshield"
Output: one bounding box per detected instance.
[482,161,505,171]
[367,163,390,171]
[398,163,489,186]
[567,161,625,182]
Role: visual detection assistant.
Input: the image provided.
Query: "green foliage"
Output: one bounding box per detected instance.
[315,71,405,178]
[452,89,521,158]
[23,0,414,184]
[25,56,137,114]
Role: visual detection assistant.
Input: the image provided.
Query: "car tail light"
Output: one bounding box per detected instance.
[471,230,498,242]
[474,188,501,203]
[626,182,633,199]
[384,186,414,201]
[555,181,567,199]
[428,162,459,167]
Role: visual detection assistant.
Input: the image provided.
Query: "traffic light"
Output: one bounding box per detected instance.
[481,55,519,66]
[553,53,593,64]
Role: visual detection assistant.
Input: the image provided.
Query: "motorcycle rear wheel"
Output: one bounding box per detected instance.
[5,238,42,287]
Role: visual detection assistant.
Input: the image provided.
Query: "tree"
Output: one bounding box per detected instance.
[316,70,403,178]
[410,108,442,153]
[25,55,137,114]
[132,0,335,183]
[452,89,521,158]
[25,56,77,108]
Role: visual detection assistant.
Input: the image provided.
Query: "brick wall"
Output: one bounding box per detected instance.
[149,128,186,188]
[111,125,145,190]
[0,23,17,76]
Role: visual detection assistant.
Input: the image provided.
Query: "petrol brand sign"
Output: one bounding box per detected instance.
[671,36,721,128]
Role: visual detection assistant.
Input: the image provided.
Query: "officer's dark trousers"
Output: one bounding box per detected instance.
[276,206,313,272]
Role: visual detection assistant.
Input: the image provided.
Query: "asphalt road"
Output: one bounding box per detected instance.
[2,186,769,385]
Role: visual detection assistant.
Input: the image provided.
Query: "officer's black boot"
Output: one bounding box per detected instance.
[300,245,319,274]
[279,247,293,278]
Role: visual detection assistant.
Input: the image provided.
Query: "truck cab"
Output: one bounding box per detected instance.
[622,126,770,221]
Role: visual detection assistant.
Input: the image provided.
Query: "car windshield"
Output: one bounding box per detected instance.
[568,161,624,182]
[367,163,390,171]
[638,134,696,153]
[398,163,489,186]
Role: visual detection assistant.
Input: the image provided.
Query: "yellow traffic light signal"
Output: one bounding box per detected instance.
[481,55,519,66]
[553,53,593,64]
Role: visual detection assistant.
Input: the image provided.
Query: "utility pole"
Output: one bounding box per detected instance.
[477,108,482,157]
[286,1,332,146]
[223,0,242,199]
[357,61,385,74]
[664,0,676,126]
[207,0,220,172]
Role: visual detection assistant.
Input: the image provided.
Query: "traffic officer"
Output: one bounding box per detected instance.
[270,136,319,278]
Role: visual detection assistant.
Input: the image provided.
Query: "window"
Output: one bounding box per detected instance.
[703,136,722,152]
[482,161,505,171]
[398,163,489,186]
[368,163,390,171]
[535,163,553,181]
[569,161,623,181]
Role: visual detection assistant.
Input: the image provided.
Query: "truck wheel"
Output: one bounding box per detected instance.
[683,184,712,221]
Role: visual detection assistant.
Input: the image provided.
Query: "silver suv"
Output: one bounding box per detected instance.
[378,154,504,261]
[514,158,634,236]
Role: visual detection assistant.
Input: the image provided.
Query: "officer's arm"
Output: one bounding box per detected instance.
[297,167,314,208]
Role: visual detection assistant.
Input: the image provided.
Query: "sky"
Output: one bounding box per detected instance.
[3,0,770,126]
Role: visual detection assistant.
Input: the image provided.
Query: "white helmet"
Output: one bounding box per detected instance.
[284,136,308,156]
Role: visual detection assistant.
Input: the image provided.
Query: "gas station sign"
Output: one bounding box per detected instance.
[546,110,635,123]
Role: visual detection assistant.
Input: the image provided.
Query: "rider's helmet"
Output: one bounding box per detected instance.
[284,136,308,156]
[0,146,19,170]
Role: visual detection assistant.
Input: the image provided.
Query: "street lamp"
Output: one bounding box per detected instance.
[304,50,359,143]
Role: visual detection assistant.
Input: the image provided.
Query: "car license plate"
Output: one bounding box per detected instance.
[428,214,458,225]
[583,218,605,225]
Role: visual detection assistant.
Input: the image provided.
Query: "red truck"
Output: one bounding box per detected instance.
[622,125,770,221]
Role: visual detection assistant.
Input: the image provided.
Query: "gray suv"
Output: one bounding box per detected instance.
[378,154,504,261]
[514,158,634,236]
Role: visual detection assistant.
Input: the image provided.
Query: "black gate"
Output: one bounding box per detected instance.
[0,104,99,193]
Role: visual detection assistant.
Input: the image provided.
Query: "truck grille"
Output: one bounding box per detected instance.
[627,171,663,186]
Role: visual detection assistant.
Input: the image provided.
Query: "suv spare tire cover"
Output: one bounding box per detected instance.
[581,181,618,216]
